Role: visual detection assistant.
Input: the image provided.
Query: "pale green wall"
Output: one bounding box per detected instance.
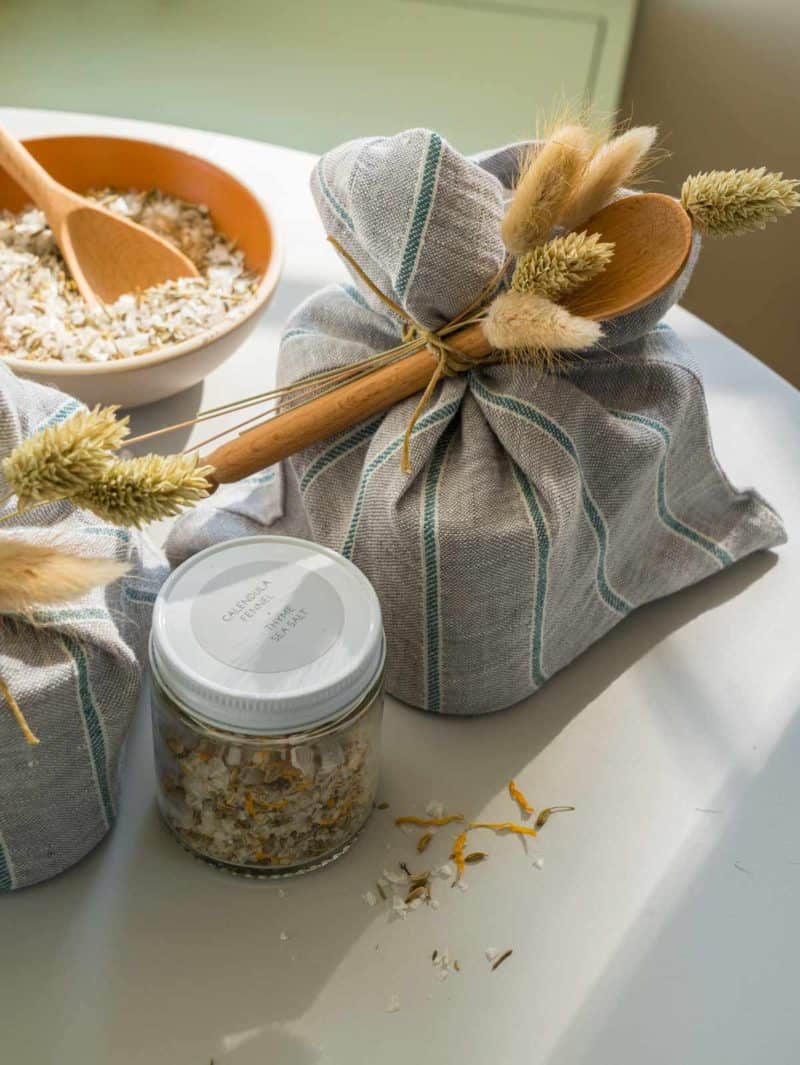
[1,0,637,154]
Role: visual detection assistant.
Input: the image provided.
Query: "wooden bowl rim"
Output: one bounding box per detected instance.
[1,132,283,377]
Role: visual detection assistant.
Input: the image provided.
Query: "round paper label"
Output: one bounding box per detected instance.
[191,560,344,674]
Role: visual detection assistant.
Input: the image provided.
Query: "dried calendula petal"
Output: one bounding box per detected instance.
[508,779,534,816]
[491,949,513,972]
[417,831,434,853]
[464,851,487,864]
[468,821,538,838]
[404,885,427,905]
[395,815,464,827]
[451,830,468,883]
[535,806,575,829]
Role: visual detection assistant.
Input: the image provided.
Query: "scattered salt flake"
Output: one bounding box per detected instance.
[0,190,259,364]
[383,869,407,885]
[430,899,441,910]
[385,995,401,1013]
[409,897,423,910]
[425,800,445,819]
[278,888,287,898]
[279,931,289,942]
[362,890,378,908]
[456,880,469,893]
[391,896,409,920]
[532,858,545,870]
[435,863,455,879]
[485,947,499,962]
[432,948,460,981]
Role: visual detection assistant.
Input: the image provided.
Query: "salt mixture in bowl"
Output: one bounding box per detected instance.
[149,536,385,877]
[0,188,259,363]
[0,133,281,407]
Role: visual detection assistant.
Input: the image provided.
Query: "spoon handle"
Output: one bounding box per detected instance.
[203,324,487,486]
[0,122,63,212]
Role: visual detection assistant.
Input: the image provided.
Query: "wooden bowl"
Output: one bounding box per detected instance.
[0,134,282,408]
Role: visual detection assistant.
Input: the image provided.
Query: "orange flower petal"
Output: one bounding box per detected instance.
[508,779,534,816]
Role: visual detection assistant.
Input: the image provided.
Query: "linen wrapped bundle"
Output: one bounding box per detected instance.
[0,365,165,890]
[168,129,786,715]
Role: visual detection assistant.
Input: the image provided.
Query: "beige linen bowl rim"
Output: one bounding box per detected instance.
[0,132,284,378]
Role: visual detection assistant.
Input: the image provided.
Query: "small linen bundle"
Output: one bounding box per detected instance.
[0,364,165,891]
[168,128,787,714]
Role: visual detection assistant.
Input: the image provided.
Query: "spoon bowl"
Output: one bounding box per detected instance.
[0,122,199,308]
[564,192,693,321]
[62,203,199,306]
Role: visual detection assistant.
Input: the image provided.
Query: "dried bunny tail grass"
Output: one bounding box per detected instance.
[560,125,658,231]
[0,536,129,615]
[1,405,129,510]
[484,290,602,364]
[501,124,595,253]
[680,168,800,236]
[74,452,214,528]
[511,231,614,300]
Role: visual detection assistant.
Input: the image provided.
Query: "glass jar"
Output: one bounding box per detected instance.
[149,535,385,877]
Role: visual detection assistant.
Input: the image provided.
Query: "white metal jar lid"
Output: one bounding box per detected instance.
[150,536,384,735]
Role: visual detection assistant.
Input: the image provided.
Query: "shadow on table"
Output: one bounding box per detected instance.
[113,549,777,1064]
[544,697,800,1065]
[0,549,776,1065]
[123,380,204,456]
[389,547,779,800]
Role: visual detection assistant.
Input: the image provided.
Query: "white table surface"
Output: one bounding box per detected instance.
[2,108,799,1065]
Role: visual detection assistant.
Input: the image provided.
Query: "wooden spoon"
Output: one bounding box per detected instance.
[563,193,692,320]
[204,193,692,485]
[0,122,199,310]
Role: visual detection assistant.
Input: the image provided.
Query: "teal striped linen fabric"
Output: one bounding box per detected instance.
[167,130,786,715]
[0,365,166,890]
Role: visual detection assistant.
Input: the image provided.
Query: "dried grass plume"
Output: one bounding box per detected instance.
[0,536,129,615]
[501,125,594,254]
[0,535,130,745]
[484,290,602,360]
[512,231,614,300]
[1,405,128,510]
[75,453,214,528]
[560,126,658,231]
[681,168,800,236]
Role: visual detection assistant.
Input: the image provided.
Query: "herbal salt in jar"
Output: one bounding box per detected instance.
[149,535,385,876]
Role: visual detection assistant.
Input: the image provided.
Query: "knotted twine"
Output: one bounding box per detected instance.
[327,237,509,472]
